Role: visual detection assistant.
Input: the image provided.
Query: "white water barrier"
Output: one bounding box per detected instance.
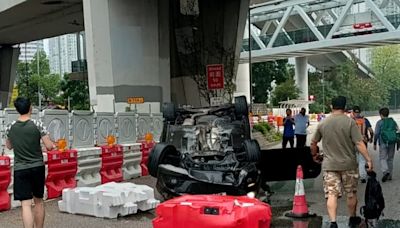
[116,112,137,144]
[58,182,159,218]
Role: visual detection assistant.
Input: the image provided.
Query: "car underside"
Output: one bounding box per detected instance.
[148,96,321,201]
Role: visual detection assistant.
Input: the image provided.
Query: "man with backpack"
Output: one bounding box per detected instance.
[311,96,373,228]
[352,106,374,183]
[373,107,398,182]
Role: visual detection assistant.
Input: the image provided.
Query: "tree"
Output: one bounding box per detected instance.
[371,45,400,108]
[16,50,61,106]
[308,61,386,113]
[271,79,300,106]
[59,74,90,110]
[252,60,290,103]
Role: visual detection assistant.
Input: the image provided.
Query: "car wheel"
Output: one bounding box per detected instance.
[148,143,178,177]
[234,96,249,120]
[243,116,251,140]
[162,103,176,122]
[242,139,261,162]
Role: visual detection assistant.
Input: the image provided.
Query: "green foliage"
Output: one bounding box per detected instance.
[252,60,290,103]
[271,79,300,106]
[253,122,281,142]
[16,50,61,106]
[371,45,400,109]
[60,74,90,110]
[308,61,387,113]
[253,122,271,136]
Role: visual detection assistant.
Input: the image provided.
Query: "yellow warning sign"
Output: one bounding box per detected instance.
[9,86,18,107]
[127,97,144,104]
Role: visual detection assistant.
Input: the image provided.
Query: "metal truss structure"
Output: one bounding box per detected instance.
[240,0,400,64]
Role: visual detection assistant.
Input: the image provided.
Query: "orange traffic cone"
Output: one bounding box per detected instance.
[285,165,316,218]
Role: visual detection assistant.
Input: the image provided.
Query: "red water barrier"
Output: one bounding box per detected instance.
[46,150,78,199]
[140,141,155,176]
[153,194,272,228]
[100,145,123,184]
[0,156,11,211]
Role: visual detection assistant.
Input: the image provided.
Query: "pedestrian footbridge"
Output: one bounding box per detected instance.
[241,0,400,77]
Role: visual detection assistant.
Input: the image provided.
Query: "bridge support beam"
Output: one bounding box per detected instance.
[235,63,251,104]
[83,0,170,113]
[0,46,19,108]
[295,57,309,112]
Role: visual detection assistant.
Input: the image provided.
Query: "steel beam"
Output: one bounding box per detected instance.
[267,6,293,48]
[261,21,272,35]
[250,25,266,49]
[250,0,364,23]
[294,5,324,40]
[326,0,354,39]
[241,30,400,61]
[365,0,395,31]
[314,10,326,25]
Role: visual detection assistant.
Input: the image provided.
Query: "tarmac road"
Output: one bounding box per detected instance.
[1,114,400,227]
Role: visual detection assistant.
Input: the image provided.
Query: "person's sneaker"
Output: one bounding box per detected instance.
[349,216,362,227]
[388,175,392,181]
[382,173,390,182]
[361,179,366,183]
[330,222,338,228]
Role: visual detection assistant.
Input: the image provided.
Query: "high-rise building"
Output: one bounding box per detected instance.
[19,40,44,62]
[48,34,78,76]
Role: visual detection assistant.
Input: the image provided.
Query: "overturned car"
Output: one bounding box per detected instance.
[148,96,262,199]
[148,96,321,200]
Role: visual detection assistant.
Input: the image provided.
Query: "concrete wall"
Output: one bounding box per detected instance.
[0,46,19,108]
[83,0,170,113]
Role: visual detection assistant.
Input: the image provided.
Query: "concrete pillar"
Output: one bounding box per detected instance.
[295,57,308,111]
[83,0,170,113]
[169,0,249,106]
[235,63,251,104]
[0,46,19,108]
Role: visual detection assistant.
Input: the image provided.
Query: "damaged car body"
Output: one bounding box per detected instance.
[148,96,321,200]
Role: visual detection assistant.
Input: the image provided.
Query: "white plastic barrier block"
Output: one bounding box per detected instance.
[58,182,159,218]
[121,143,142,180]
[76,147,102,187]
[152,113,164,142]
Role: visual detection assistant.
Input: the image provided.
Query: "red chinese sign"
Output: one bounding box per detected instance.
[207,64,224,90]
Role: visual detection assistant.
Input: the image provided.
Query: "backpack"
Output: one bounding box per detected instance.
[380,118,397,144]
[360,171,385,220]
[355,117,367,141]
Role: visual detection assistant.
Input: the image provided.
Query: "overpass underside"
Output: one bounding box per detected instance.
[241,0,400,74]
[0,0,249,110]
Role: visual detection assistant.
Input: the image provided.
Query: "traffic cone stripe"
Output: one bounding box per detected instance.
[295,179,305,196]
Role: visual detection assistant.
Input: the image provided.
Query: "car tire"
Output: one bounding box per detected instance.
[242,139,261,162]
[243,116,251,140]
[234,96,249,120]
[162,103,176,122]
[148,143,178,177]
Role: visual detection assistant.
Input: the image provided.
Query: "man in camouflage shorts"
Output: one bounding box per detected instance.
[311,96,373,228]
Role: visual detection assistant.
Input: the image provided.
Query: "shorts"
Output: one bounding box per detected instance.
[14,166,45,201]
[323,170,359,198]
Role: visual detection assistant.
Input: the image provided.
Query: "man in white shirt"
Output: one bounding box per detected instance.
[294,108,310,148]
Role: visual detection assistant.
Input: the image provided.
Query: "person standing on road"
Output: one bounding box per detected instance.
[373,107,398,182]
[352,106,374,183]
[5,97,55,228]
[294,107,310,148]
[282,108,295,149]
[311,96,373,228]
